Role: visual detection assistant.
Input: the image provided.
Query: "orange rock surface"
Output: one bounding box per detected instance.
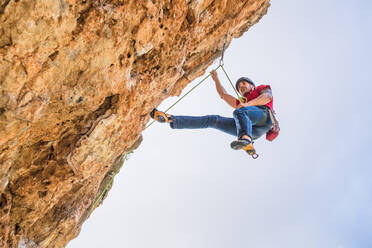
[0,0,270,247]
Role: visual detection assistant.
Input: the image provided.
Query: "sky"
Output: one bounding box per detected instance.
[69,0,372,247]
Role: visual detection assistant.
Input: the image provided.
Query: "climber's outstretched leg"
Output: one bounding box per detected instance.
[149,108,271,159]
[150,108,236,136]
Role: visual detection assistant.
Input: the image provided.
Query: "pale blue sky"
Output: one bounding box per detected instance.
[69,1,372,247]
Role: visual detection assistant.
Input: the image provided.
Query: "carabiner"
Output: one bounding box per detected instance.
[239,96,248,103]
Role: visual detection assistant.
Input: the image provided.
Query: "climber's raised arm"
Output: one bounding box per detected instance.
[211,70,239,109]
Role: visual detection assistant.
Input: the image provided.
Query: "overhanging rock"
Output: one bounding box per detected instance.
[0,0,270,247]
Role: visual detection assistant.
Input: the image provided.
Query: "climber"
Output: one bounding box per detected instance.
[150,69,277,157]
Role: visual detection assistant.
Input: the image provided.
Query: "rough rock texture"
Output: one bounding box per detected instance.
[0,0,270,247]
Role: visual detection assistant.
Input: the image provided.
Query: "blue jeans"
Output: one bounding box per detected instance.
[169,106,272,140]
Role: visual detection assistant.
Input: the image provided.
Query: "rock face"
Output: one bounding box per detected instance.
[0,0,270,247]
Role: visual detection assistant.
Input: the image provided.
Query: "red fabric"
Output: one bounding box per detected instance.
[235,85,273,110]
[266,126,279,141]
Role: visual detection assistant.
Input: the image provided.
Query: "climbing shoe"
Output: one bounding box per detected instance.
[230,138,259,159]
[150,108,171,123]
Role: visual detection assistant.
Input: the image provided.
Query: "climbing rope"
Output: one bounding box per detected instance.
[146,63,225,129]
[146,37,245,128]
[91,37,251,208]
[219,35,247,103]
[220,65,247,103]
[74,37,254,239]
[90,151,133,211]
[72,151,133,236]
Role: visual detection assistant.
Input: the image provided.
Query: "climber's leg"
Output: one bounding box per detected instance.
[169,115,237,137]
[230,106,269,157]
[233,106,267,140]
[252,125,272,140]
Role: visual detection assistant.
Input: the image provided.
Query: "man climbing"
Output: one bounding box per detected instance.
[150,69,275,158]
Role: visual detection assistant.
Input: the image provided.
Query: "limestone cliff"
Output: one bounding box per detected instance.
[0,0,270,247]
